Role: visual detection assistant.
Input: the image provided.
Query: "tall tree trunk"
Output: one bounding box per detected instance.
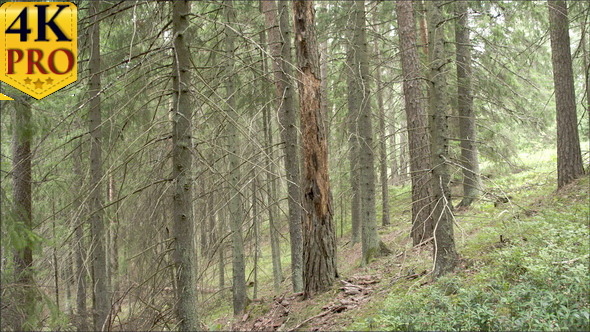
[251,176,260,299]
[218,208,226,291]
[224,0,247,315]
[426,0,458,278]
[64,242,72,315]
[52,202,60,311]
[584,12,590,118]
[261,0,303,293]
[200,178,208,256]
[375,47,390,226]
[351,0,381,265]
[293,0,337,299]
[171,1,199,329]
[346,22,362,245]
[88,2,110,329]
[548,0,585,189]
[455,1,481,208]
[395,0,434,246]
[12,97,36,331]
[203,178,216,262]
[584,13,590,118]
[207,186,216,261]
[258,12,283,291]
[72,142,88,331]
[108,175,120,307]
[265,117,283,293]
[260,27,283,292]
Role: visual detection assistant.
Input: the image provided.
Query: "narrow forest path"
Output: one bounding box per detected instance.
[227,200,433,331]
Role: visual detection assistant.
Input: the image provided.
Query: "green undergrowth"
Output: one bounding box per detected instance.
[208,148,589,331]
[352,153,589,331]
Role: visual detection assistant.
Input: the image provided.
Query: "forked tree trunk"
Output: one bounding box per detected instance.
[548,0,585,189]
[293,0,337,299]
[395,0,434,246]
[171,1,199,329]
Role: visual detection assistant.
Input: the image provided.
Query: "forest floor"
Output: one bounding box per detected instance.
[210,148,589,331]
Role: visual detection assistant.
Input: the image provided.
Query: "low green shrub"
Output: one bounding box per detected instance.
[369,200,589,331]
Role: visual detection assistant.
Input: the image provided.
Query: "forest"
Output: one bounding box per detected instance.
[1,0,588,331]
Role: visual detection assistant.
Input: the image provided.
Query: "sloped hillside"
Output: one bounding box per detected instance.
[224,150,589,331]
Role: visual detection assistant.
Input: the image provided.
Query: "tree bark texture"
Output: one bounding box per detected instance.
[12,98,36,331]
[584,17,590,118]
[72,142,88,331]
[218,208,226,290]
[548,0,585,189]
[395,0,434,246]
[224,0,247,315]
[426,0,458,278]
[375,46,391,226]
[261,0,303,293]
[206,184,217,260]
[346,26,361,245]
[320,39,331,137]
[416,0,429,60]
[258,14,284,291]
[107,175,119,307]
[351,0,380,265]
[455,0,481,206]
[455,1,481,207]
[293,0,337,299]
[251,176,260,299]
[258,24,284,290]
[200,178,208,256]
[171,1,199,329]
[88,2,110,329]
